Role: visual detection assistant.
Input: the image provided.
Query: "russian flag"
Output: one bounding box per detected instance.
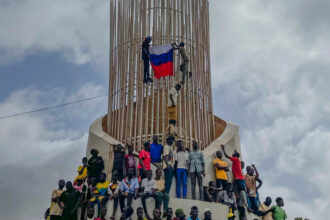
[149,44,174,79]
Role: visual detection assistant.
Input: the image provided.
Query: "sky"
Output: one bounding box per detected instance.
[0,0,329,219]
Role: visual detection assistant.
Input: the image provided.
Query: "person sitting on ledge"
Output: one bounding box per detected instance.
[140,170,158,219]
[213,150,229,190]
[219,183,236,210]
[203,209,212,220]
[119,168,139,211]
[112,144,126,181]
[109,171,122,219]
[90,173,110,217]
[125,145,137,176]
[154,169,170,216]
[136,207,148,220]
[88,149,104,182]
[74,157,88,185]
[187,206,201,220]
[138,142,151,182]
[203,181,220,203]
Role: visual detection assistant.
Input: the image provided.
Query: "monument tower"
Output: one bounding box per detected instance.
[85,0,256,218]
[107,0,215,150]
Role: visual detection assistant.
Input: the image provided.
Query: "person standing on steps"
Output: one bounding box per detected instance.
[112,144,126,181]
[59,181,82,220]
[49,179,65,220]
[245,165,263,212]
[87,149,104,182]
[174,140,188,198]
[163,136,175,194]
[213,150,229,190]
[138,142,152,182]
[142,36,153,83]
[187,141,205,200]
[221,145,245,194]
[125,145,137,176]
[150,135,163,166]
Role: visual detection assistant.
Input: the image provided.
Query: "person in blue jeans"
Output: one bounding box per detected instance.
[174,140,188,198]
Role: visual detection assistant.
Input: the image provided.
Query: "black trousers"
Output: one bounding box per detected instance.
[141,193,158,217]
[190,171,203,200]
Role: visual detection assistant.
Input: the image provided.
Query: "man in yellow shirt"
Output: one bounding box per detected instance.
[213,151,229,190]
[258,197,273,220]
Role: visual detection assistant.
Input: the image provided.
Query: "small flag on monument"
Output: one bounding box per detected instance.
[149,44,174,79]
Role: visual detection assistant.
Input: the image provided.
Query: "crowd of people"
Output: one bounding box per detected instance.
[44,135,287,220]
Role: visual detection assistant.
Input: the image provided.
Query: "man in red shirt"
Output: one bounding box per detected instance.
[221,145,246,193]
[138,142,151,182]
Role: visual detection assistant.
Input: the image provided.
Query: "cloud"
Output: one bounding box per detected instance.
[209,0,330,219]
[0,0,108,66]
[0,82,107,219]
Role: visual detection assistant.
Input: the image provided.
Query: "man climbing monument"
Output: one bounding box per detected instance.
[168,84,182,122]
[172,42,191,84]
[142,36,153,83]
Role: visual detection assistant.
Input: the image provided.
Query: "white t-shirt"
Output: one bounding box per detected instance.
[174,150,188,169]
[141,178,156,193]
[168,87,178,107]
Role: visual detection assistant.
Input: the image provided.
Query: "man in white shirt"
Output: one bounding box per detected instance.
[140,170,157,219]
[168,84,182,122]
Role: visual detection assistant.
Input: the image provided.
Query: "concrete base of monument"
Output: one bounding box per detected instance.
[84,197,259,220]
[85,115,260,219]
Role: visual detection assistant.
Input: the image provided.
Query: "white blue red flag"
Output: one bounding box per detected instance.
[149,44,174,79]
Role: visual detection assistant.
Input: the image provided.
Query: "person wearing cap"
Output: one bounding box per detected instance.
[138,142,152,181]
[174,209,186,220]
[203,209,212,220]
[87,149,104,182]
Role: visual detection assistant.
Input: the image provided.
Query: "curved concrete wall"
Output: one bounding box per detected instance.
[86,116,259,220]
